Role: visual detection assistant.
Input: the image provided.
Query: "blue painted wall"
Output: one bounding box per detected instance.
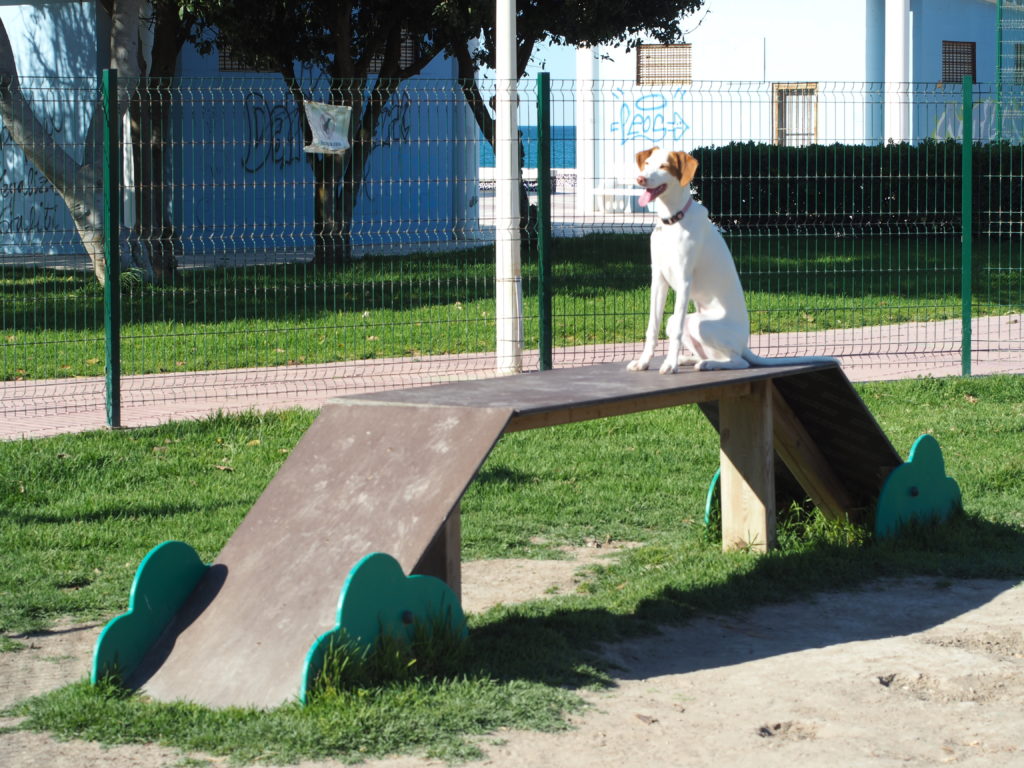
[1,2,478,260]
[0,2,98,255]
[173,45,478,256]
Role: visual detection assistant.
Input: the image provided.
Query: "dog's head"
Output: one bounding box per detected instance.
[635,147,699,206]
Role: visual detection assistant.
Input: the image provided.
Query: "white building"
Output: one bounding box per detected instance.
[575,0,999,212]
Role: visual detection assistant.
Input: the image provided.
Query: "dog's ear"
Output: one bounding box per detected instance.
[670,151,699,187]
[635,147,658,170]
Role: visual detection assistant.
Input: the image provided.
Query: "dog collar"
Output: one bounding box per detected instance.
[660,198,693,225]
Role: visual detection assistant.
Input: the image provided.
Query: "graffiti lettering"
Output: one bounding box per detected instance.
[932,100,1000,142]
[0,128,60,236]
[241,91,302,172]
[609,91,690,146]
[376,90,412,146]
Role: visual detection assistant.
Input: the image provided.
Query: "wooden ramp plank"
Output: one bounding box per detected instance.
[770,384,858,522]
[129,402,512,710]
[772,367,902,524]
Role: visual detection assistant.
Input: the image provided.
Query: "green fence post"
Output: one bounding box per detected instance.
[961,75,973,378]
[103,68,121,426]
[536,72,553,370]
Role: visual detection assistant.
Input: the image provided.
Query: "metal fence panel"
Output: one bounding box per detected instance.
[1,76,1022,436]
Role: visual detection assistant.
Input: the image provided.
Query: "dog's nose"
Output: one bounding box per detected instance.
[636,175,647,186]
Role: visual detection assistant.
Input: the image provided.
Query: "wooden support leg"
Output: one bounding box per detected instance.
[412,504,462,601]
[770,383,856,522]
[719,379,776,552]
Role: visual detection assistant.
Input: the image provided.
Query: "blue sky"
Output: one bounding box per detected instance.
[524,41,576,80]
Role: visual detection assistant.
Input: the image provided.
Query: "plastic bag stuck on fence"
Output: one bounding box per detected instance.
[302,101,352,154]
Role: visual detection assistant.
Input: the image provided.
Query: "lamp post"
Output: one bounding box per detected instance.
[494,0,523,374]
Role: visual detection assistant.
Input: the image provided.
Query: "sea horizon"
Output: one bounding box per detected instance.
[479,125,576,169]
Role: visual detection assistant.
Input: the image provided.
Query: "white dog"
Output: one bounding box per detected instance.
[628,147,836,374]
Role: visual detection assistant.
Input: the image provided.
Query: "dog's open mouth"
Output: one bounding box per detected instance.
[637,183,667,207]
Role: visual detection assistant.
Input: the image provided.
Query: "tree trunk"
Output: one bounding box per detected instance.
[68,180,109,283]
[0,2,151,285]
[312,152,350,264]
[125,3,185,283]
[283,75,400,267]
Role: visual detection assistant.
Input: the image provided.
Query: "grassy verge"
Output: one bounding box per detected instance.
[2,375,1023,763]
[3,233,1020,380]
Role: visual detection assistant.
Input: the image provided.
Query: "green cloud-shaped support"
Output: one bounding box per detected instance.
[301,552,466,703]
[875,434,962,539]
[92,540,208,684]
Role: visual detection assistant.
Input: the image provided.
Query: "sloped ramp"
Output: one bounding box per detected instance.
[771,365,903,521]
[128,402,512,709]
[700,365,903,525]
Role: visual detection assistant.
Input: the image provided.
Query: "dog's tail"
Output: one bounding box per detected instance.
[741,349,839,367]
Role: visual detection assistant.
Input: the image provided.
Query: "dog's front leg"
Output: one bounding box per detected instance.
[660,281,690,374]
[627,273,669,371]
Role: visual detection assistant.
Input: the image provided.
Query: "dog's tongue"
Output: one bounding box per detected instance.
[638,184,667,207]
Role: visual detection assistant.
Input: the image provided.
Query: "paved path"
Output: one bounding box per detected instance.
[2,314,1021,441]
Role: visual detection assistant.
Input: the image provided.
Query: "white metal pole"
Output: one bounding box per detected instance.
[575,46,598,216]
[495,0,523,374]
[884,0,910,143]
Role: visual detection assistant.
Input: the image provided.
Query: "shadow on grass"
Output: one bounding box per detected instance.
[464,513,1024,690]
[9,515,1024,767]
[7,502,207,526]
[7,234,1018,334]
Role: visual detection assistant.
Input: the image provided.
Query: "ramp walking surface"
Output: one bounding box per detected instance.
[130,403,512,709]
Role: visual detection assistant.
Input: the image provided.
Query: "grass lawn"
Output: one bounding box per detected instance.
[3,233,1020,380]
[2,374,1024,762]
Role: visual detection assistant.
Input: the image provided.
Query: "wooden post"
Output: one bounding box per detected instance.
[719,379,775,551]
[413,504,462,601]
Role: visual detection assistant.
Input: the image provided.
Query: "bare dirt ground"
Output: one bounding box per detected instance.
[3,545,1024,768]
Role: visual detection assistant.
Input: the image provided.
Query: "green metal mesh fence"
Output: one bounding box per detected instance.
[1,75,1021,436]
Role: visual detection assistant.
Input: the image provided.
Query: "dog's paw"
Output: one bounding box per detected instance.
[658,359,679,375]
[626,359,649,372]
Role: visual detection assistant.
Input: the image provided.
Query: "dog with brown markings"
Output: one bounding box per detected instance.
[628,147,836,374]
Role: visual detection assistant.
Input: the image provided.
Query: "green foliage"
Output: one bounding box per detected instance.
[691,140,1024,234]
[0,408,315,635]
[309,613,468,699]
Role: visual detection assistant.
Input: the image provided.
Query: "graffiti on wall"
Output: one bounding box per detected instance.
[240,86,413,175]
[609,87,690,146]
[375,90,412,146]
[932,100,1003,142]
[0,126,61,237]
[241,91,304,173]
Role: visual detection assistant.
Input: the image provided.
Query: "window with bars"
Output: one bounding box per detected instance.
[218,48,277,73]
[773,83,817,147]
[636,44,692,85]
[218,35,420,74]
[367,34,421,75]
[1014,42,1024,85]
[941,40,976,84]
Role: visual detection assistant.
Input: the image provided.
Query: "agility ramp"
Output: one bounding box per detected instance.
[106,403,512,709]
[93,359,960,709]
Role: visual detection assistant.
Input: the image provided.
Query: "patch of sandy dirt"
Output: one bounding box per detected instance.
[3,546,1024,768]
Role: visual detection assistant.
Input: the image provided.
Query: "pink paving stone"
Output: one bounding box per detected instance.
[1,315,1021,441]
